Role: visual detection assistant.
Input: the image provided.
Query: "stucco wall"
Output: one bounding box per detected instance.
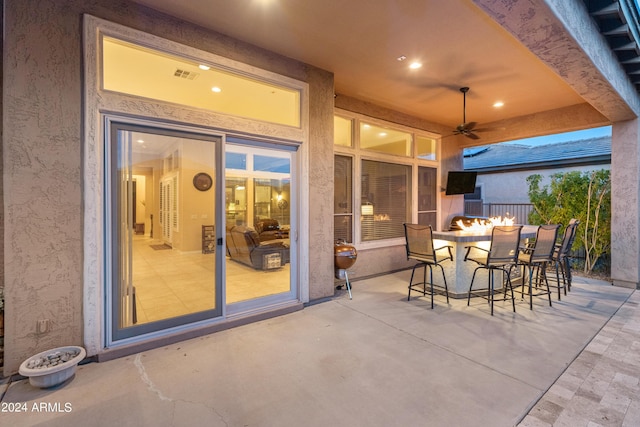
[611,120,640,288]
[477,164,612,205]
[4,0,85,376]
[307,71,336,301]
[3,0,334,374]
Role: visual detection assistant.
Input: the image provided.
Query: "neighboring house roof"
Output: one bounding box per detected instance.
[463,137,611,173]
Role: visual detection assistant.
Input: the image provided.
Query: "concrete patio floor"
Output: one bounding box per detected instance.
[0,271,637,426]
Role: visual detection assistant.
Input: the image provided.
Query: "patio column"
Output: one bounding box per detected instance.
[611,120,640,289]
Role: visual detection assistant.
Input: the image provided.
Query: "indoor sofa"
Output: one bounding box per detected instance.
[226,225,290,270]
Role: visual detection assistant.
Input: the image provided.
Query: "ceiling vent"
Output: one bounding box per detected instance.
[174,69,199,80]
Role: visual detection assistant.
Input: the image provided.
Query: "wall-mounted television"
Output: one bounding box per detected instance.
[445,171,477,195]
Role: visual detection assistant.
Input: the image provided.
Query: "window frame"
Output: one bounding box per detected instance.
[334,153,355,243]
[333,109,441,249]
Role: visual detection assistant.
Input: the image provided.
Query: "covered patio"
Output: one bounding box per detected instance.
[2,271,637,426]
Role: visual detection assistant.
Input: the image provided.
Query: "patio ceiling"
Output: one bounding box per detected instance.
[132,0,638,144]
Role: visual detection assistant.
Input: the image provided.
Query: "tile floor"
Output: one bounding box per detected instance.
[519,290,640,426]
[131,234,290,324]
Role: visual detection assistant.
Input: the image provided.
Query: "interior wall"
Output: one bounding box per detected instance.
[179,141,216,253]
[3,0,333,374]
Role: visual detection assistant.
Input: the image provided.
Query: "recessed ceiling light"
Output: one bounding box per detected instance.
[493,101,504,108]
[397,55,407,61]
[199,64,211,70]
[379,132,387,137]
[409,62,422,69]
[136,139,144,144]
[211,86,222,93]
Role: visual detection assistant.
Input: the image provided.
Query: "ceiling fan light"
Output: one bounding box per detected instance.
[493,101,504,108]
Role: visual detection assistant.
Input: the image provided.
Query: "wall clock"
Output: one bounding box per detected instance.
[193,172,212,191]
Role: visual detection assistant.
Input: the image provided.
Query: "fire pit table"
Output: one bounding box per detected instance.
[430,225,539,297]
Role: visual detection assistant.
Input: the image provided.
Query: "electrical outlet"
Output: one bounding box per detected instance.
[37,319,50,334]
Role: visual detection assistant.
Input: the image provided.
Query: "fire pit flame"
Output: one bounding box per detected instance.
[456,215,516,232]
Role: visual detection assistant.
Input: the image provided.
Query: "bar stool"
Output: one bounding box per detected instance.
[403,223,453,309]
[548,219,580,298]
[465,225,522,315]
[517,224,560,309]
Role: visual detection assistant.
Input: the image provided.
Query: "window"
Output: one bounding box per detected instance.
[418,166,437,226]
[334,111,440,245]
[361,160,410,240]
[334,155,353,242]
[417,136,437,160]
[334,116,353,147]
[102,36,301,127]
[360,122,411,156]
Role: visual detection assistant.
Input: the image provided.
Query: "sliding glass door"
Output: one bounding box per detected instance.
[225,141,296,312]
[106,121,299,342]
[108,122,223,341]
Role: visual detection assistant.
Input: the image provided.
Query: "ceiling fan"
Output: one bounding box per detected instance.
[453,87,481,140]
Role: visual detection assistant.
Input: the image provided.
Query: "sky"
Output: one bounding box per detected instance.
[499,126,612,147]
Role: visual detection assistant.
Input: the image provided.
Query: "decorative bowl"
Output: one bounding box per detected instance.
[19,346,86,388]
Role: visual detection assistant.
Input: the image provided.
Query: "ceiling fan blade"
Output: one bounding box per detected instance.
[465,132,480,140]
[463,121,477,131]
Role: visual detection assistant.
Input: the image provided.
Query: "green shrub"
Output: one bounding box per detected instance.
[527,170,611,274]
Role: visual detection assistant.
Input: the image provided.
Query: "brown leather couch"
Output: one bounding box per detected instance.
[254,218,285,242]
[226,225,290,270]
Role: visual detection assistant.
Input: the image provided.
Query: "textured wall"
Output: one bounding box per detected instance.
[307,72,336,301]
[4,0,334,374]
[347,246,414,281]
[611,121,640,288]
[4,0,85,375]
[478,165,612,205]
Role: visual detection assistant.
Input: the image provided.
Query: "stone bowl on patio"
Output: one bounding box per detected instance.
[19,346,86,388]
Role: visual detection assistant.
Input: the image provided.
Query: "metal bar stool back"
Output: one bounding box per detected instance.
[549,219,580,298]
[518,224,560,309]
[465,225,523,315]
[404,223,453,309]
